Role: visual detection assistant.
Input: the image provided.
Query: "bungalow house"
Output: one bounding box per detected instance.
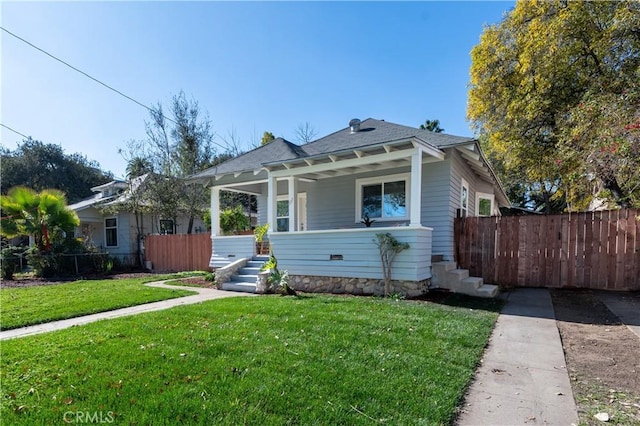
[190,118,510,297]
[69,174,207,265]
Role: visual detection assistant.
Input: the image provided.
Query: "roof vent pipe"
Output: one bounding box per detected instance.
[349,118,361,134]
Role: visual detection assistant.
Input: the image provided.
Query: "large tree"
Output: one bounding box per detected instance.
[1,139,113,203]
[129,91,215,234]
[468,0,640,212]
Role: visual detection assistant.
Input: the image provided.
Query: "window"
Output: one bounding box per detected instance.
[160,219,174,235]
[476,193,495,217]
[356,174,409,222]
[105,218,118,247]
[460,178,469,217]
[277,199,289,232]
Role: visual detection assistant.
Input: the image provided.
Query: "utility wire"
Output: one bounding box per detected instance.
[0,26,166,123]
[1,123,30,140]
[1,26,233,152]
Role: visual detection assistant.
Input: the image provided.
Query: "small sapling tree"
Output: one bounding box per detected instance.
[374,233,409,296]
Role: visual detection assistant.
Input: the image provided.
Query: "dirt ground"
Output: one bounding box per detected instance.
[0,272,158,289]
[550,290,640,425]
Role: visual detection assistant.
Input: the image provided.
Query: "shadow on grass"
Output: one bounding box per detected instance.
[411,290,504,313]
[288,290,504,313]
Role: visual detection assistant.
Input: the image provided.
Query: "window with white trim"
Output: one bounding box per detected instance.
[105,217,118,247]
[476,192,495,217]
[355,173,409,222]
[160,219,174,234]
[460,178,469,217]
[276,199,289,232]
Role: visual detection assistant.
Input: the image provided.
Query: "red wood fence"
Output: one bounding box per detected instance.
[454,209,640,290]
[145,234,212,272]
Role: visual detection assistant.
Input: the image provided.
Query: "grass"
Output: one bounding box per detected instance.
[1,294,501,425]
[0,275,199,331]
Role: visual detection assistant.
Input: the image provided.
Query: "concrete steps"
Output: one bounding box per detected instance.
[431,261,499,298]
[220,256,270,294]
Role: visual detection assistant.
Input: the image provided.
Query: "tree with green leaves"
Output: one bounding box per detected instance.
[468,0,640,212]
[125,91,215,233]
[1,139,113,203]
[1,187,79,252]
[374,233,409,297]
[261,131,275,145]
[419,119,444,133]
[125,156,154,180]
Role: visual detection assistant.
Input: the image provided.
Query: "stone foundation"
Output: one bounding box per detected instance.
[288,275,430,298]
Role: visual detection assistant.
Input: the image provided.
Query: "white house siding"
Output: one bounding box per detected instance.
[212,235,255,260]
[420,159,455,260]
[269,226,432,282]
[305,168,412,231]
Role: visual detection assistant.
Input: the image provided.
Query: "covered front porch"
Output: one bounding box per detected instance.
[207,137,444,295]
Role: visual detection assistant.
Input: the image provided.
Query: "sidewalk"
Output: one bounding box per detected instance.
[596,291,640,339]
[456,288,579,426]
[0,281,254,341]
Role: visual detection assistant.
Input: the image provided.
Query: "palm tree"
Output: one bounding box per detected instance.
[419,119,444,133]
[1,187,79,252]
[126,157,154,179]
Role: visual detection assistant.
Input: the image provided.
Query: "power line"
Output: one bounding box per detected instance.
[1,123,29,140]
[1,26,232,152]
[1,26,167,123]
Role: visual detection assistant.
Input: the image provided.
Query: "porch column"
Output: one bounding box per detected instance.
[410,149,423,226]
[267,174,278,232]
[210,187,220,236]
[288,177,297,232]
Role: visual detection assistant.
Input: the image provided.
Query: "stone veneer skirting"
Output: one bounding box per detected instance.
[288,275,430,298]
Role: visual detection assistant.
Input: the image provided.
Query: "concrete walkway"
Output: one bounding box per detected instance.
[596,291,640,339]
[457,288,579,426]
[0,280,254,340]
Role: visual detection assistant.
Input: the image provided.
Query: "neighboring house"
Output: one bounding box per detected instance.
[191,118,510,297]
[69,175,207,263]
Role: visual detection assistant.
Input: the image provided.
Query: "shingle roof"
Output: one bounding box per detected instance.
[191,119,477,180]
[191,137,306,180]
[301,118,475,156]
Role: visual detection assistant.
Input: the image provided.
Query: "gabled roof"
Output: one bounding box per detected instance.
[69,174,150,212]
[191,137,306,180]
[301,118,474,156]
[191,119,477,181]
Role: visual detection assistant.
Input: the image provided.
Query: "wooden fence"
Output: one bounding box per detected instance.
[145,234,212,272]
[454,209,640,290]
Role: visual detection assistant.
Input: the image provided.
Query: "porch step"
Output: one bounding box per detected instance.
[461,276,483,290]
[240,267,262,275]
[221,255,270,294]
[222,281,257,293]
[431,261,499,299]
[455,284,500,299]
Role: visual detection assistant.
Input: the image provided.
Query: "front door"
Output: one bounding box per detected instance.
[297,193,307,231]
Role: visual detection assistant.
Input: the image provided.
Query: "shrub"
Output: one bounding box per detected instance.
[0,245,25,280]
[26,248,61,278]
[220,205,250,235]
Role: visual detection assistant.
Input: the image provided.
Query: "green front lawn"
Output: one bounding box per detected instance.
[0,276,197,330]
[1,294,501,425]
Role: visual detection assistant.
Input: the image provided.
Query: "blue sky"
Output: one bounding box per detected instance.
[1,1,513,179]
